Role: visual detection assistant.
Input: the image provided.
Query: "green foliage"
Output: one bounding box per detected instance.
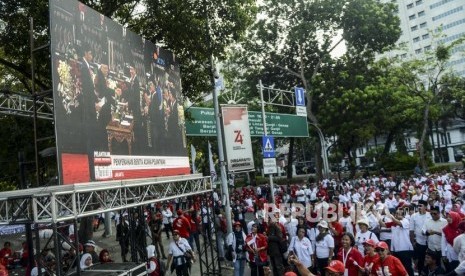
[378,152,418,172]
[428,164,451,174]
[0,181,16,192]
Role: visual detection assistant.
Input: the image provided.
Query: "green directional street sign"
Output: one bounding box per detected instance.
[185,107,309,137]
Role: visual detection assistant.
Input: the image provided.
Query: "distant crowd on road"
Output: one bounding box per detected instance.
[3,170,465,276]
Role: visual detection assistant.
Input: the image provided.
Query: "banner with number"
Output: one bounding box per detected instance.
[221,105,255,172]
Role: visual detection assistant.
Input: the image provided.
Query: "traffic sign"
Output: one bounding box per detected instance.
[263,158,277,174]
[262,135,275,158]
[296,106,307,117]
[295,87,305,106]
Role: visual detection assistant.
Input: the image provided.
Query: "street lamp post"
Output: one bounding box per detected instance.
[309,122,330,179]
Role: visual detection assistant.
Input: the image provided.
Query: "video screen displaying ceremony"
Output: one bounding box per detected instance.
[50,0,189,185]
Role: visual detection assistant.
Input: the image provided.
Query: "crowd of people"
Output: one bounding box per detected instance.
[3,170,465,276]
[221,170,465,276]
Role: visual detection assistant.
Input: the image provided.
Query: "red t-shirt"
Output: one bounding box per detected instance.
[363,253,380,275]
[173,216,191,239]
[375,255,407,276]
[337,247,363,276]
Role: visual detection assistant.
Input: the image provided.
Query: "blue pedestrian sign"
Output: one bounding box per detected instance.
[295,87,305,106]
[262,136,275,158]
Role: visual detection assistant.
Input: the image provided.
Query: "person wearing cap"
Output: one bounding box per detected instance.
[173,209,191,240]
[167,229,195,276]
[325,260,345,276]
[227,221,247,276]
[336,233,363,276]
[288,226,314,271]
[362,239,379,275]
[374,241,408,276]
[422,206,447,255]
[84,240,99,264]
[355,218,379,257]
[409,199,431,273]
[378,208,414,276]
[245,223,268,276]
[314,220,334,276]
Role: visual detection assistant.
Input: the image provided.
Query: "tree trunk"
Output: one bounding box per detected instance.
[315,140,323,181]
[419,101,432,172]
[383,130,395,156]
[435,121,441,162]
[428,120,435,162]
[287,137,295,179]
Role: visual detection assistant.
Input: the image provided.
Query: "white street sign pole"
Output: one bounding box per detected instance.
[259,80,275,204]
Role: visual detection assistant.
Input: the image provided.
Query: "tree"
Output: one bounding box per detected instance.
[230,0,400,179]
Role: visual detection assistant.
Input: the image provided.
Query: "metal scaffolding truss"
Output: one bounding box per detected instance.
[0,174,211,225]
[0,93,54,120]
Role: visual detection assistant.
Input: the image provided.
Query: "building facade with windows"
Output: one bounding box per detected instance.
[391,0,465,76]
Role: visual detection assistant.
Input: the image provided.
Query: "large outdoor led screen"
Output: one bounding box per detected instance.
[50,0,189,184]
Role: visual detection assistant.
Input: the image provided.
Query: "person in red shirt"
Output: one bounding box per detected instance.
[246,223,268,276]
[374,241,408,276]
[0,242,12,268]
[329,221,344,254]
[336,233,363,276]
[362,239,379,276]
[186,209,201,252]
[172,209,191,239]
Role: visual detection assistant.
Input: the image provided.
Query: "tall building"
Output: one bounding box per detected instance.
[390,0,465,76]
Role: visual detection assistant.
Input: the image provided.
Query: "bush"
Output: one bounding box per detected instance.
[379,153,418,171]
[428,164,452,174]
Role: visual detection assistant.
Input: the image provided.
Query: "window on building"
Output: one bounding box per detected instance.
[413,37,420,42]
[420,22,427,28]
[358,148,364,155]
[409,14,416,20]
[432,6,464,21]
[411,25,418,31]
[422,33,430,39]
[418,11,425,17]
[416,0,423,5]
[447,132,451,144]
[415,48,422,54]
[424,45,432,51]
[407,3,414,9]
[401,53,408,58]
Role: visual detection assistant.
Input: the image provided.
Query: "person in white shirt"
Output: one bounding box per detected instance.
[227,221,247,276]
[384,191,398,212]
[409,200,431,272]
[167,230,195,276]
[296,187,306,204]
[314,220,334,276]
[338,208,354,236]
[379,208,414,276]
[355,219,379,256]
[162,205,173,239]
[422,206,447,254]
[411,189,428,206]
[288,227,314,270]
